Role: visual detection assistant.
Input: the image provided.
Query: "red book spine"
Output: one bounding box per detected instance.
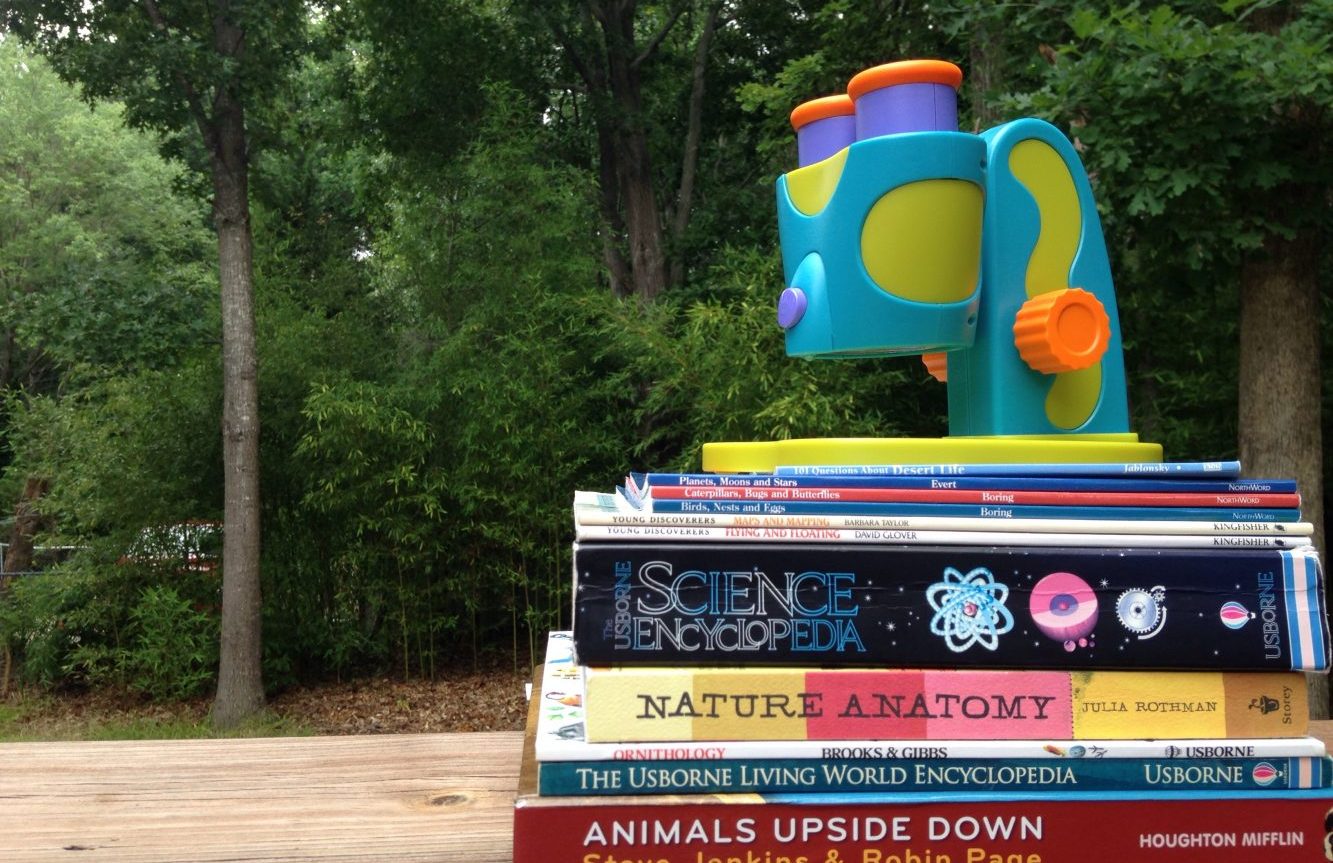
[514,796,1332,863]
[651,486,1300,508]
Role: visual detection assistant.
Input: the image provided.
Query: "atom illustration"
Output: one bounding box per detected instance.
[926,566,1014,652]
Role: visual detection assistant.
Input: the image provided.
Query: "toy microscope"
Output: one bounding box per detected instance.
[702,60,1161,472]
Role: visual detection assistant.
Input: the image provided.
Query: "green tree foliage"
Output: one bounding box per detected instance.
[272,83,635,676]
[1,2,1328,705]
[0,40,214,388]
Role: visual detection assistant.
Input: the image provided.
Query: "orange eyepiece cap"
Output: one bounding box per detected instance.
[848,60,963,101]
[790,94,856,132]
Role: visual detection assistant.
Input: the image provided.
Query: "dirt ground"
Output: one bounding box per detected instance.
[2,666,533,738]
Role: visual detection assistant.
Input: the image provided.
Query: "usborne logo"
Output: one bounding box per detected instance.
[1251,762,1279,787]
[1219,601,1251,630]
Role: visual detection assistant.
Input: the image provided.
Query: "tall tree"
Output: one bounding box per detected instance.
[529,0,726,300]
[4,0,308,726]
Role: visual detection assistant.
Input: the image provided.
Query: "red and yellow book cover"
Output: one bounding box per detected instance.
[582,666,1308,742]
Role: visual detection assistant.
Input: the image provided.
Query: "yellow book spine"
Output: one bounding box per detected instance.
[582,666,1308,743]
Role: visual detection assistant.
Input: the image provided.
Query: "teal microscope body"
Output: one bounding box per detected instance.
[777,105,1131,439]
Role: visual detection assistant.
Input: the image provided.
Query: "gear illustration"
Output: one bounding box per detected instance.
[1115,585,1167,639]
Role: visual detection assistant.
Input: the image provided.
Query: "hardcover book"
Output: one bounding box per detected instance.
[572,542,1329,671]
[575,522,1312,549]
[637,484,1300,509]
[574,497,1316,537]
[540,755,1330,796]
[576,489,1308,526]
[623,495,1303,522]
[771,460,1244,478]
[513,784,1333,863]
[535,634,1328,763]
[580,665,1309,742]
[629,471,1294,494]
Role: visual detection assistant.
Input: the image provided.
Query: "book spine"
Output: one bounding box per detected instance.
[513,793,1333,863]
[640,473,1296,493]
[639,498,1302,521]
[572,543,1328,671]
[574,507,1316,536]
[538,756,1327,796]
[580,666,1308,742]
[537,633,1329,762]
[538,735,1330,762]
[774,460,1243,478]
[646,486,1300,508]
[574,523,1312,549]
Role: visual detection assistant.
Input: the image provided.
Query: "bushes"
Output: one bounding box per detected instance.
[0,564,218,700]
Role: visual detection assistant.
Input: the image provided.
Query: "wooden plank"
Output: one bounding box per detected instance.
[1,722,1330,862]
[0,732,523,862]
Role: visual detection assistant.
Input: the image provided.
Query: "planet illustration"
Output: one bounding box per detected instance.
[1029,571,1099,651]
[1220,601,1252,630]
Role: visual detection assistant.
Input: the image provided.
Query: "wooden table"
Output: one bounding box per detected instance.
[3,722,1331,862]
[0,733,523,862]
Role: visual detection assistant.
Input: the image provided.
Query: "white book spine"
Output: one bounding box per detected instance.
[573,523,1312,548]
[572,503,1315,536]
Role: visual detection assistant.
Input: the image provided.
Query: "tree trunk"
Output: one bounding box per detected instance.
[668,0,721,288]
[595,120,633,299]
[602,2,668,302]
[542,0,682,301]
[1237,0,1327,722]
[208,78,266,729]
[1237,230,1325,718]
[5,476,48,575]
[967,14,1004,131]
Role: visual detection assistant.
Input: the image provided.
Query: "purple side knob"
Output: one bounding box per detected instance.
[777,288,807,329]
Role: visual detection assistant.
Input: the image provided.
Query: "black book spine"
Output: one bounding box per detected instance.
[571,542,1328,671]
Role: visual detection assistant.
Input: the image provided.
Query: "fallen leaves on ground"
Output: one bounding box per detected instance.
[2,664,533,738]
[270,667,531,734]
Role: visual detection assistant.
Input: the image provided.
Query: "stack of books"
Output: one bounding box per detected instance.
[514,459,1333,862]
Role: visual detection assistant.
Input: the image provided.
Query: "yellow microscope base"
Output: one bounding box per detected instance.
[701,434,1162,474]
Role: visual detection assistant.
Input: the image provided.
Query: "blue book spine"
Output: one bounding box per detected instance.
[571,542,1329,670]
[775,461,1242,479]
[641,498,1302,522]
[538,757,1328,796]
[638,473,1296,494]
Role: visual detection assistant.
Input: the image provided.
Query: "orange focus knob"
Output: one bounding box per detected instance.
[1013,288,1111,374]
[922,352,948,383]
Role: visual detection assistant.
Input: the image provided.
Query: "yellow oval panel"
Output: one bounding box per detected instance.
[860,179,982,303]
[1046,364,1103,430]
[1007,138,1101,429]
[1008,139,1081,299]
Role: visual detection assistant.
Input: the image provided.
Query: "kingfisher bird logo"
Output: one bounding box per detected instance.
[1248,695,1280,715]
